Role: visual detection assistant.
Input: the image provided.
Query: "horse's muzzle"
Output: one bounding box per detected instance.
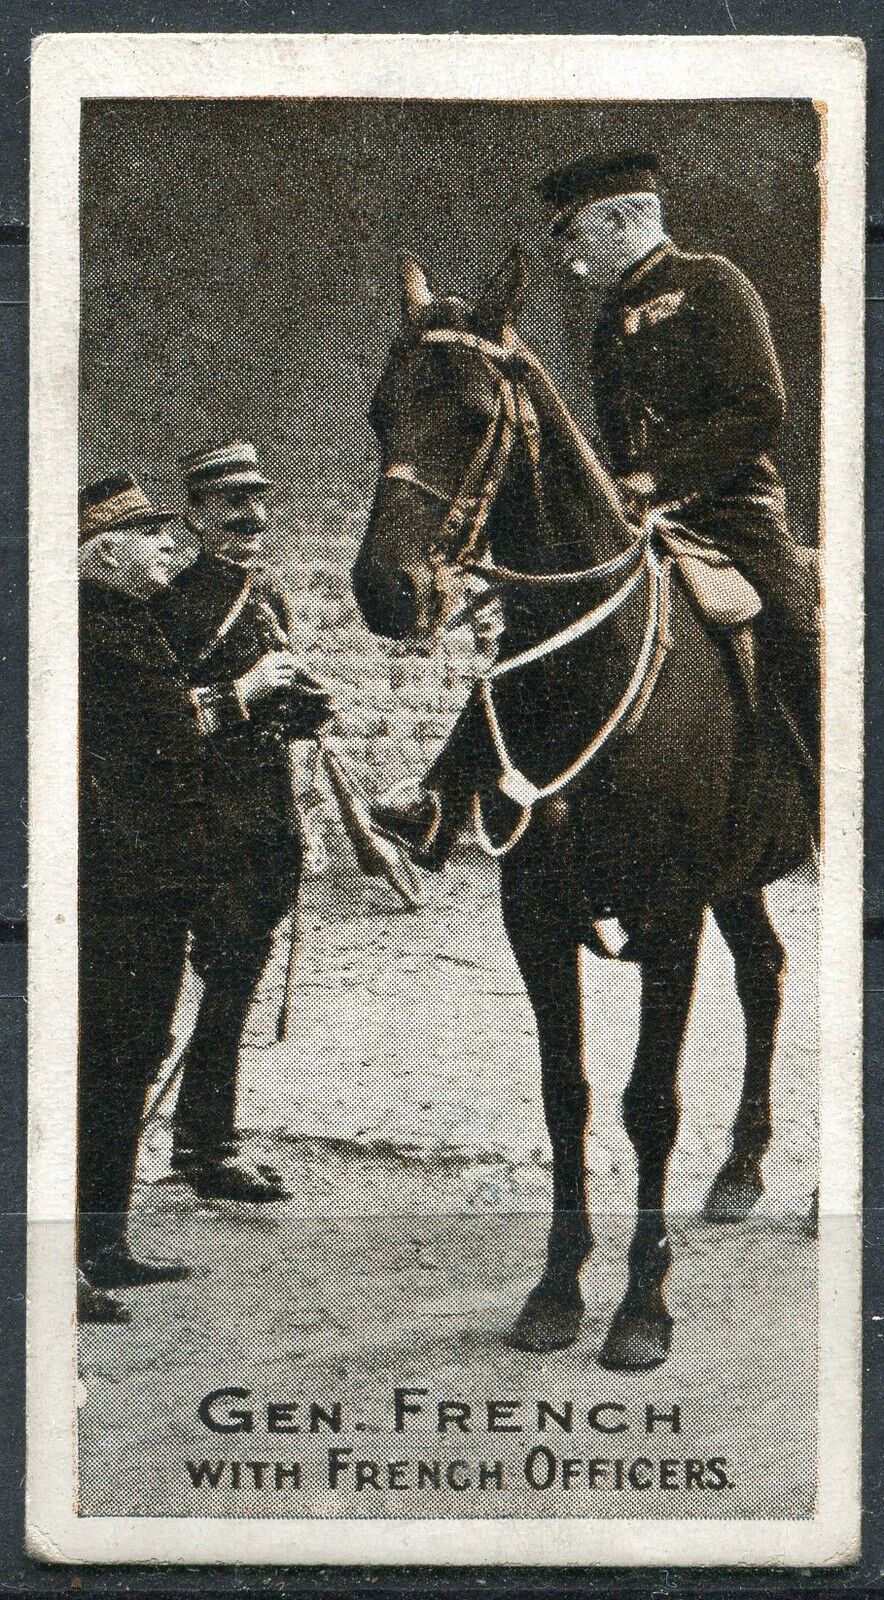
[351,551,421,640]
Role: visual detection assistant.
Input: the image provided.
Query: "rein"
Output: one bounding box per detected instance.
[382,327,673,856]
[473,547,672,856]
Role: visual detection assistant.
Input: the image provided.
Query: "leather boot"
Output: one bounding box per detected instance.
[184,1156,292,1203]
[172,1142,287,1195]
[89,1246,191,1289]
[369,786,464,870]
[77,1270,130,1324]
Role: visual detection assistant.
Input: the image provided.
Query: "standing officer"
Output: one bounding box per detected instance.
[372,151,819,860]
[78,471,260,1321]
[153,440,332,1202]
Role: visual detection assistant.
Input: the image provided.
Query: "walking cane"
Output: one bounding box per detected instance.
[254,597,423,1040]
[276,903,301,1045]
[276,741,308,1045]
[140,934,197,1124]
[141,1050,188,1126]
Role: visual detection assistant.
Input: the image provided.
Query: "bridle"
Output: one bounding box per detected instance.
[383,328,526,576]
[383,327,649,590]
[380,326,673,856]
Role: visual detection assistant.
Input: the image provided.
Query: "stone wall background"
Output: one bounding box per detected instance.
[80,98,822,788]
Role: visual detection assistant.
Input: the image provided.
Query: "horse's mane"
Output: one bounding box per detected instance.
[498,342,636,561]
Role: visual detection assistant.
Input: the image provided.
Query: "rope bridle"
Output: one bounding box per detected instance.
[381,328,672,856]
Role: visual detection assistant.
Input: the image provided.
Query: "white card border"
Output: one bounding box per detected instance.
[26,30,865,1566]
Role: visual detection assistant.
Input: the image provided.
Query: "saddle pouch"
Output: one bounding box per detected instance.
[660,530,762,631]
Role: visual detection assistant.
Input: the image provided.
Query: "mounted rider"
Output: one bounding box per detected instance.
[371,149,820,862]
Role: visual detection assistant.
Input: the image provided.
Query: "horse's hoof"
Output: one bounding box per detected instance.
[598,1308,672,1370]
[704,1163,764,1224]
[508,1284,583,1353]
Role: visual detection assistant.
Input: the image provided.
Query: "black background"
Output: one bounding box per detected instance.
[2,2,882,1595]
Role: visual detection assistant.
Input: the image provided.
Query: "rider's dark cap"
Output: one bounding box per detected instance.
[79,470,176,544]
[179,438,272,493]
[537,152,661,232]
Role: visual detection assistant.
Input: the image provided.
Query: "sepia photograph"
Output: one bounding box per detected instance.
[26,33,864,1566]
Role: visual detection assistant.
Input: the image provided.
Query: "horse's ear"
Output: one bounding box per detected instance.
[399,251,434,323]
[475,247,528,337]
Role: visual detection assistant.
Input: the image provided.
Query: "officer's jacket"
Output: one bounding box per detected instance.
[153,554,332,839]
[593,243,790,570]
[80,581,211,904]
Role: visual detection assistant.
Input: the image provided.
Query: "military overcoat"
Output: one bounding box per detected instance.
[80,581,211,905]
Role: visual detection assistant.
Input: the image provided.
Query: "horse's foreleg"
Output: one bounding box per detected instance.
[502,890,590,1352]
[600,919,702,1370]
[705,889,785,1223]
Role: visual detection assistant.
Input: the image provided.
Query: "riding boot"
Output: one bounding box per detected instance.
[370,780,473,871]
[370,787,445,865]
[370,689,499,868]
[759,605,820,837]
[771,685,820,840]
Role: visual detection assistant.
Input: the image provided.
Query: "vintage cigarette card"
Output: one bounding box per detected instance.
[27,31,864,1565]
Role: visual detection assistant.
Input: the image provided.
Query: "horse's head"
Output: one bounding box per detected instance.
[352,248,527,639]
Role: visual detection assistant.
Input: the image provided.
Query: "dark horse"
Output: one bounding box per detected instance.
[352,250,813,1369]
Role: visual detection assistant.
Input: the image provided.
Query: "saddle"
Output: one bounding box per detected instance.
[657,526,761,712]
[658,528,762,629]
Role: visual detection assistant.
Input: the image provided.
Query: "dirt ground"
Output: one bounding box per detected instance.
[78,853,819,1521]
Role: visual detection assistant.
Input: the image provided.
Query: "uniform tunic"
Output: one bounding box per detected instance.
[592,243,815,591]
[154,555,328,841]
[152,553,331,1161]
[81,583,204,899]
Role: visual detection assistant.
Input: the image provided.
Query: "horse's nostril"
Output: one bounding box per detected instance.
[395,570,417,615]
[352,558,418,639]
